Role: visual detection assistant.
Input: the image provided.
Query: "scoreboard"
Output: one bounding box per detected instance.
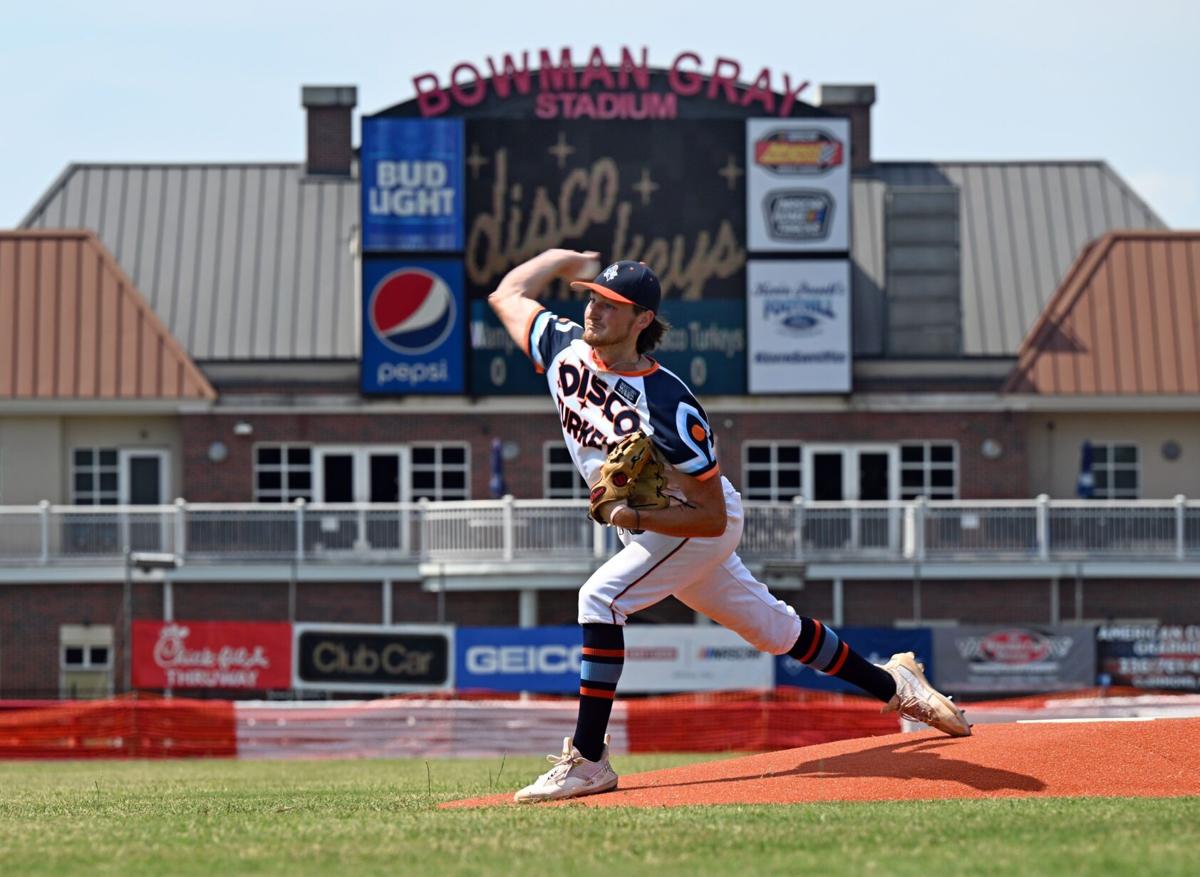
[359,54,851,397]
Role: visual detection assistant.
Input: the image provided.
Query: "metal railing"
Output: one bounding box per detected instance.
[2,495,1200,567]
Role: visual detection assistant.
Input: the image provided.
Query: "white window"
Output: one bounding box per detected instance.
[544,442,588,498]
[411,443,470,500]
[254,444,313,502]
[72,448,120,505]
[742,442,803,501]
[1093,443,1139,499]
[60,624,114,699]
[900,442,958,500]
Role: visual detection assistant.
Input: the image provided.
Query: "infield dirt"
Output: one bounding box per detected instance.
[443,717,1200,809]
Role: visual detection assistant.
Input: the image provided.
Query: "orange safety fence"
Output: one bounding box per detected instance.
[0,697,236,759]
[626,689,899,752]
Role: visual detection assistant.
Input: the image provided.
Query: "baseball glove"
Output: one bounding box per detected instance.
[588,432,670,524]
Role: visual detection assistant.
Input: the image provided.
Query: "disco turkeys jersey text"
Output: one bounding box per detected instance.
[527,309,719,487]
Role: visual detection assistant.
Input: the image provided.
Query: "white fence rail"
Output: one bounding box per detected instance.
[1,496,1199,566]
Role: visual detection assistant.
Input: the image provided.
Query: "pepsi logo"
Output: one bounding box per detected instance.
[369,268,456,355]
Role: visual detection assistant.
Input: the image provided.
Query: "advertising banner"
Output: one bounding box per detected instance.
[469,299,746,395]
[361,117,463,252]
[132,621,292,690]
[746,259,851,393]
[622,625,773,693]
[361,257,465,395]
[932,625,1096,694]
[746,118,850,252]
[456,626,582,693]
[775,627,933,692]
[293,624,454,692]
[1097,624,1200,691]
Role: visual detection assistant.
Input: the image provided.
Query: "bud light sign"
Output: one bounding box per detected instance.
[361,117,463,251]
[361,257,465,394]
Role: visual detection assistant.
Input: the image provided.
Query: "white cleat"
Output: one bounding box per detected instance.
[513,734,619,803]
[881,651,972,737]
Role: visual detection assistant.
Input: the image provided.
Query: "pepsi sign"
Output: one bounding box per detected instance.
[361,117,464,252]
[361,257,465,395]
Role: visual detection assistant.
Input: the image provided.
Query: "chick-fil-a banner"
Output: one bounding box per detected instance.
[132,621,293,690]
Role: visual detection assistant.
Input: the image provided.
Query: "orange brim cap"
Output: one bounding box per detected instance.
[569,281,637,306]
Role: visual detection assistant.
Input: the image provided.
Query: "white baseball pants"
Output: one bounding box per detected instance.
[577,478,804,655]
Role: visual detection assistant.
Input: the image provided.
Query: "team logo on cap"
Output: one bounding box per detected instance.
[368,268,457,355]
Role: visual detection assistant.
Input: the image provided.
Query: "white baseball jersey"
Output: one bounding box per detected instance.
[525,307,720,488]
[522,304,803,656]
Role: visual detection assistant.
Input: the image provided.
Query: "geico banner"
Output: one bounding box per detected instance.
[1097,624,1200,691]
[933,625,1096,694]
[132,621,292,690]
[746,117,850,252]
[746,259,851,393]
[622,625,773,693]
[456,626,582,692]
[361,117,463,252]
[293,624,454,692]
[776,627,932,692]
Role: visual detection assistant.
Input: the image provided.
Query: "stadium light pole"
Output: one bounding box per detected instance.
[124,551,181,694]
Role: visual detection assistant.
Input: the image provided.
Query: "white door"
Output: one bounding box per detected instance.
[119,449,169,551]
[311,447,409,552]
[803,445,900,553]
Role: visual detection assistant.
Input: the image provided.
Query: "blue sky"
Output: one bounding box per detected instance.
[1,0,1196,228]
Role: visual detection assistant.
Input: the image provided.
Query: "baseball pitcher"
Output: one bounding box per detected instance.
[489,250,971,803]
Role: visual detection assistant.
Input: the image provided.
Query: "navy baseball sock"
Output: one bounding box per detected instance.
[787,617,897,703]
[573,622,624,762]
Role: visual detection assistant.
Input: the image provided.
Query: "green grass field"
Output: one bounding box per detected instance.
[0,756,1196,876]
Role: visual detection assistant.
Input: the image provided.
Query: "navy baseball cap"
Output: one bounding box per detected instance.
[570,260,662,313]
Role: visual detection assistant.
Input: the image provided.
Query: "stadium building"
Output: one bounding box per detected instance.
[2,46,1199,698]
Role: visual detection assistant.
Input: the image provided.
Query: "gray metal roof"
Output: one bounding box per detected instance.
[21,164,358,361]
[20,160,1163,361]
[857,162,1165,356]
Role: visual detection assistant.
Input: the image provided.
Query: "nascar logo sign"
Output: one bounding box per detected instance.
[746,117,850,252]
[361,258,465,394]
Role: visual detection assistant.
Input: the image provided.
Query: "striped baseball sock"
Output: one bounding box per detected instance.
[787,617,897,702]
[573,622,624,762]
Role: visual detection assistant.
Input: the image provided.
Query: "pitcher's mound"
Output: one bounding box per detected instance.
[443,717,1200,809]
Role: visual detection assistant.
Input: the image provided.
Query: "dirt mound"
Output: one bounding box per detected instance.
[443,717,1200,809]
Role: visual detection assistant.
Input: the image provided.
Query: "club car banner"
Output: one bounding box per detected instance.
[293,624,454,693]
[1097,624,1200,691]
[132,621,293,690]
[360,117,464,252]
[776,627,932,692]
[746,118,850,251]
[933,625,1096,694]
[747,259,851,393]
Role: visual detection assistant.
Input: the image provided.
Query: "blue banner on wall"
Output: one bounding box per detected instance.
[361,257,465,395]
[361,117,464,252]
[468,298,746,396]
[775,627,933,692]
[456,626,582,693]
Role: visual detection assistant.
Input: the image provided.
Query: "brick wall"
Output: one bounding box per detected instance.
[182,410,1029,501]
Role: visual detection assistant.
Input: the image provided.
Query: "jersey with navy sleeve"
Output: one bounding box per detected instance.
[526,307,719,488]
